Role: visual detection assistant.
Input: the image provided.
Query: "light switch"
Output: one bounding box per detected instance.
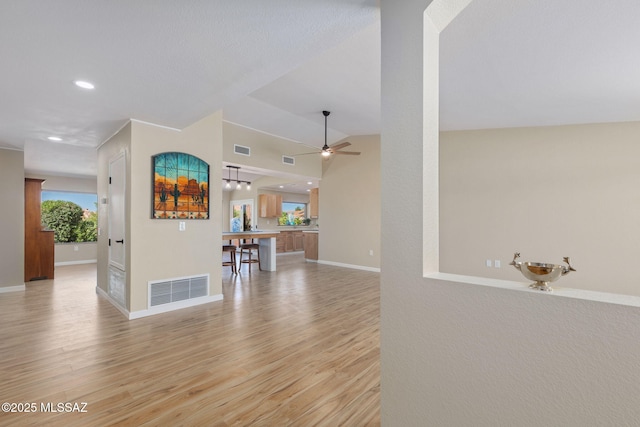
[494,260,501,268]
[486,259,492,267]
[179,221,186,231]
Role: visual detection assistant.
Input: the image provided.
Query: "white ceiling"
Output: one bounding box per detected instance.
[2,1,640,181]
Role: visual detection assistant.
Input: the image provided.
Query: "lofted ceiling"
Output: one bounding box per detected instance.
[2,1,640,182]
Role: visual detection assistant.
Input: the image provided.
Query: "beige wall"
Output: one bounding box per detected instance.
[381,1,640,425]
[440,122,640,296]
[98,115,223,314]
[55,243,97,265]
[319,135,380,270]
[128,115,223,313]
[223,121,321,179]
[30,174,97,194]
[0,148,25,289]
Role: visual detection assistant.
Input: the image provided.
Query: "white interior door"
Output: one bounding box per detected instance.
[109,153,126,271]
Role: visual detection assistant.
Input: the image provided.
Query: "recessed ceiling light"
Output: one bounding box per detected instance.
[279,185,284,188]
[74,80,95,89]
[307,181,312,185]
[47,136,62,141]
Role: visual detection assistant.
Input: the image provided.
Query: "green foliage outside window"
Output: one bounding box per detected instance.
[41,200,98,243]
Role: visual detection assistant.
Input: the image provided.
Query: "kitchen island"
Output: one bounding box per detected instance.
[222,231,280,271]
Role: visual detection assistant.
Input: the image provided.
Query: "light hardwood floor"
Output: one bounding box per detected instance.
[0,254,380,426]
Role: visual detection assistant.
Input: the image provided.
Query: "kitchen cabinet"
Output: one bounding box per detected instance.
[276,230,305,253]
[258,194,282,218]
[304,232,318,260]
[309,188,319,218]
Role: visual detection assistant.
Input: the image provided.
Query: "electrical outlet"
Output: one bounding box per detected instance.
[369,249,374,256]
[486,259,492,267]
[494,260,501,268]
[179,221,186,231]
[73,245,79,252]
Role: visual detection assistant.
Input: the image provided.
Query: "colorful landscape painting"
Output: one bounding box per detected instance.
[152,152,209,219]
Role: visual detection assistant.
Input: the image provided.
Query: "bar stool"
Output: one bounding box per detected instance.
[222,244,237,274]
[239,239,261,271]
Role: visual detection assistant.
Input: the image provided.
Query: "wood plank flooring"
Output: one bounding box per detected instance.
[0,255,380,426]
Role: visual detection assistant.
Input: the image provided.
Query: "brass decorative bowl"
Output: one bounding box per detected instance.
[509,252,575,292]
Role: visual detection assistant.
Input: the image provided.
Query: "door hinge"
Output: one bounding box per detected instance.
[108,238,111,246]
[109,177,112,184]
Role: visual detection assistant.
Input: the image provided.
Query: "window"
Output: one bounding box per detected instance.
[41,191,98,242]
[279,202,308,226]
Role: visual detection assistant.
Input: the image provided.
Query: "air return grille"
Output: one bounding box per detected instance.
[234,144,251,156]
[148,275,208,307]
[282,155,295,165]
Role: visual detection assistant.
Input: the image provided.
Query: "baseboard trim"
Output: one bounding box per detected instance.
[129,294,224,320]
[0,284,26,293]
[55,259,98,267]
[96,286,130,318]
[96,286,224,320]
[317,260,381,273]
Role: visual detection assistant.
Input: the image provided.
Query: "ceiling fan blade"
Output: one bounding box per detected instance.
[329,141,351,151]
[292,151,321,156]
[334,151,360,155]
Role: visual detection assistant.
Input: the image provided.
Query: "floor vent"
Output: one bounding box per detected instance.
[148,275,208,307]
[109,266,126,307]
[234,144,251,156]
[282,155,295,165]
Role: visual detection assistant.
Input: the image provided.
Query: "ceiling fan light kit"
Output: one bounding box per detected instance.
[292,110,361,158]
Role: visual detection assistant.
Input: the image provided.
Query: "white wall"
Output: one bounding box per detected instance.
[380,1,640,425]
[0,148,25,290]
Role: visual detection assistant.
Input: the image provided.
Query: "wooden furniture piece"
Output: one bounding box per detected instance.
[309,188,319,218]
[239,240,261,271]
[222,244,237,274]
[222,231,279,271]
[276,230,305,253]
[24,178,55,281]
[258,194,282,218]
[303,231,318,260]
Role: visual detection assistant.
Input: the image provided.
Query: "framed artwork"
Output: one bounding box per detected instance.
[152,152,209,219]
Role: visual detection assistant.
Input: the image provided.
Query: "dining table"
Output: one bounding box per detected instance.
[222,231,280,271]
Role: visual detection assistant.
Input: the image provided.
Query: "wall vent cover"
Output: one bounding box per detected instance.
[148,274,208,307]
[234,144,251,156]
[282,155,295,165]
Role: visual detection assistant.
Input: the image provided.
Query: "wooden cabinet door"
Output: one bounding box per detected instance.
[284,232,294,252]
[259,194,283,218]
[309,188,319,218]
[304,233,318,260]
[294,231,304,251]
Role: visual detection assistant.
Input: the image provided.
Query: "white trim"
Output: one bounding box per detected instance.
[427,272,640,309]
[96,286,130,318]
[223,119,305,145]
[130,118,181,132]
[317,259,380,273]
[130,294,223,320]
[55,259,97,267]
[0,284,26,293]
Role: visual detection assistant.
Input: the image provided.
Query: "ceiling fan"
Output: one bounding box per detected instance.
[294,111,361,157]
